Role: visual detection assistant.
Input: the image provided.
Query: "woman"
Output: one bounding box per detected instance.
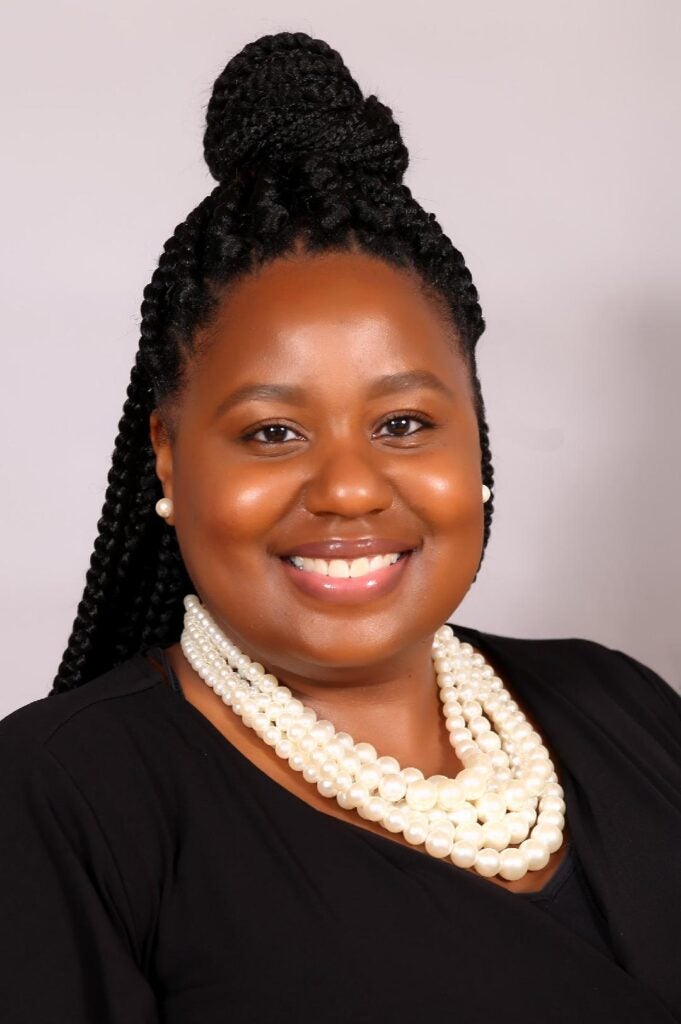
[1,30,679,1023]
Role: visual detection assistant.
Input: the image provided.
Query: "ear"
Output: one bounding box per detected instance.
[150,410,175,521]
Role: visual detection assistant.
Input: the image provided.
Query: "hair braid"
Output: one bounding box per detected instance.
[50,198,214,693]
[52,30,495,693]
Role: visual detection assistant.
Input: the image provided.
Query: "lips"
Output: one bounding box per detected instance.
[278,546,417,605]
[278,537,417,560]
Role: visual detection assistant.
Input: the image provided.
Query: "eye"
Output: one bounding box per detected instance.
[241,412,435,447]
[374,414,434,439]
[241,422,304,445]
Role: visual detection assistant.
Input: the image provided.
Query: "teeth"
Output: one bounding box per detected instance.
[287,552,403,578]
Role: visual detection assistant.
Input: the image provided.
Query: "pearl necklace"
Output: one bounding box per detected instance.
[180,595,566,881]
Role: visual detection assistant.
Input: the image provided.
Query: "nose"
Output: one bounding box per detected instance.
[303,440,394,518]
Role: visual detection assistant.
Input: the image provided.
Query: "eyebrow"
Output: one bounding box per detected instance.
[213,370,455,420]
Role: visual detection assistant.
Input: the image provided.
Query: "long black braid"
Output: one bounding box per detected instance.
[50,31,495,695]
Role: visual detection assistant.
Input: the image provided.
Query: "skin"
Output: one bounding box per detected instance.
[150,248,569,894]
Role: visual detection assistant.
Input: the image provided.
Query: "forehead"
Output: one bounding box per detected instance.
[192,249,464,385]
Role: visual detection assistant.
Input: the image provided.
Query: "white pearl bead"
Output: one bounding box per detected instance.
[356,764,382,790]
[519,838,550,871]
[454,821,485,849]
[450,727,473,745]
[474,848,501,877]
[451,840,478,868]
[457,769,487,801]
[461,700,483,718]
[503,780,529,810]
[376,755,401,775]
[320,761,339,781]
[317,779,336,798]
[310,720,334,742]
[262,726,281,746]
[336,790,355,810]
[531,823,563,854]
[537,810,565,830]
[405,779,438,811]
[469,716,491,737]
[383,808,408,833]
[475,792,507,822]
[401,767,424,785]
[340,754,361,776]
[498,848,529,881]
[345,784,369,808]
[504,812,530,844]
[518,805,538,827]
[378,773,407,802]
[404,821,429,845]
[480,819,512,851]
[354,742,378,764]
[539,796,566,815]
[448,802,477,827]
[425,831,454,858]
[436,778,465,810]
[477,731,502,753]
[467,753,492,775]
[524,773,547,797]
[357,797,387,822]
[275,739,294,759]
[288,753,306,772]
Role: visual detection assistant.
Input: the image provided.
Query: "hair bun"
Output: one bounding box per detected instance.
[203,31,409,186]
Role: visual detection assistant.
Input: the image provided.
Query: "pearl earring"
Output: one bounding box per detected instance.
[155,497,174,519]
[482,484,491,504]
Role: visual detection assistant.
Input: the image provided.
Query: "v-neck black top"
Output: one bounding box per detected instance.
[156,645,613,951]
[1,624,680,1023]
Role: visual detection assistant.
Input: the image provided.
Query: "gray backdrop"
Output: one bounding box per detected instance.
[1,0,679,716]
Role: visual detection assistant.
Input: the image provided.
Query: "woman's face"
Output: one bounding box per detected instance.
[150,249,485,683]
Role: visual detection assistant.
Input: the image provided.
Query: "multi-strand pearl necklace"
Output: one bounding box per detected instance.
[180,595,565,882]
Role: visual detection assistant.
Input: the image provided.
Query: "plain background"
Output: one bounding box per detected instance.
[1,0,679,717]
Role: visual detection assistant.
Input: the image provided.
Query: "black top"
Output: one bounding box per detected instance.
[158,645,613,951]
[1,624,680,1023]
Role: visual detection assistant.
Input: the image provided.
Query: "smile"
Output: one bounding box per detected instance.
[278,550,414,604]
[286,552,404,578]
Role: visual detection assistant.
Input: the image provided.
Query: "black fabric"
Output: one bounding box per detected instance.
[1,625,680,1023]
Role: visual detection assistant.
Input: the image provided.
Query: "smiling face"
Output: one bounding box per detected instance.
[150,248,485,683]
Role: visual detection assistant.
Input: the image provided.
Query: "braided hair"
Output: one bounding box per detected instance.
[50,31,494,695]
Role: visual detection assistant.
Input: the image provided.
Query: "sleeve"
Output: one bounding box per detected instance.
[608,646,681,716]
[598,642,681,751]
[0,719,160,1024]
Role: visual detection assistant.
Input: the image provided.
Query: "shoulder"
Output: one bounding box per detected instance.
[453,620,680,739]
[0,651,176,874]
[0,653,167,773]
[454,618,674,684]
[0,655,172,962]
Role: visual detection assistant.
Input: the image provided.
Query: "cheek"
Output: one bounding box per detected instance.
[399,449,482,535]
[177,449,296,546]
